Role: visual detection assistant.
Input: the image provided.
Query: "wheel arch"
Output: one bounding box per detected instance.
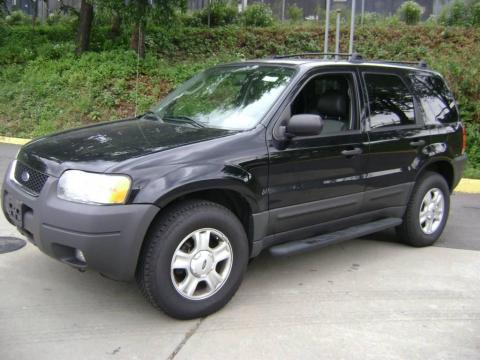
[135,182,260,276]
[416,158,455,192]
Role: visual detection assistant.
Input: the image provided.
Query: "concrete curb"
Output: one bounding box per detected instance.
[0,136,479,193]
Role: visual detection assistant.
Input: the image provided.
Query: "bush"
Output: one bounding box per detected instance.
[397,1,423,25]
[200,1,238,27]
[179,11,204,27]
[473,2,480,26]
[5,10,30,25]
[361,12,383,25]
[288,4,303,22]
[439,0,471,26]
[243,4,274,27]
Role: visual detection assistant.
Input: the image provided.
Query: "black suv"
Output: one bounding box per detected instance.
[2,56,467,319]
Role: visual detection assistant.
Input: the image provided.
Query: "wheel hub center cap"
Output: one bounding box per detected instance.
[190,251,214,277]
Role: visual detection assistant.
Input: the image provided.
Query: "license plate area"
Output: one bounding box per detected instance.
[4,193,23,228]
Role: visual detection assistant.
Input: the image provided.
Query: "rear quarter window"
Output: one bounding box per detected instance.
[410,73,459,125]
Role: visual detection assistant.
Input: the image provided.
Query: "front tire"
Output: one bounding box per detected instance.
[136,200,249,319]
[396,171,450,247]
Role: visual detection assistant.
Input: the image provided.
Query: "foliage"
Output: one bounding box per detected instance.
[0,23,479,171]
[439,0,480,27]
[45,11,78,27]
[5,10,30,25]
[397,1,423,25]
[243,4,274,27]
[199,1,238,27]
[287,5,303,22]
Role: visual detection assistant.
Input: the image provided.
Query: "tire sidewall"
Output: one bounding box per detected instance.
[147,202,249,319]
[408,173,450,245]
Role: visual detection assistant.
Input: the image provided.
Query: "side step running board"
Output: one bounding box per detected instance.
[269,217,403,257]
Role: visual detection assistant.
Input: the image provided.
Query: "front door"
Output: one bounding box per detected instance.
[267,70,368,235]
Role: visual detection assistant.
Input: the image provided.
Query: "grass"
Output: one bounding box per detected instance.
[464,164,480,179]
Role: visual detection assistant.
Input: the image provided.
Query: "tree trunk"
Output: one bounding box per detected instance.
[109,12,122,39]
[31,0,37,29]
[130,0,147,59]
[76,0,94,55]
[130,21,145,59]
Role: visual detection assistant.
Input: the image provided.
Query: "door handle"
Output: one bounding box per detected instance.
[341,147,363,157]
[409,140,426,147]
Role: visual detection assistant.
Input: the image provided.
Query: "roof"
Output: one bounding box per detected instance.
[235,53,436,73]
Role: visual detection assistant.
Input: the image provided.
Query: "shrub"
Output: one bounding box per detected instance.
[288,4,303,22]
[439,0,470,26]
[5,10,30,25]
[243,4,274,27]
[179,11,204,27]
[361,12,383,25]
[46,12,61,26]
[200,1,238,27]
[471,1,480,26]
[397,1,423,25]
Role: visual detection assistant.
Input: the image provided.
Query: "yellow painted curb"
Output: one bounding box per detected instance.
[455,178,480,194]
[0,136,30,145]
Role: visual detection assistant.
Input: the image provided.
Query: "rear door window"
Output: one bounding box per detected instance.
[364,73,416,129]
[410,73,459,125]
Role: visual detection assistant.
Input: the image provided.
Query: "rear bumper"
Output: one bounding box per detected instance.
[452,154,467,190]
[2,161,159,281]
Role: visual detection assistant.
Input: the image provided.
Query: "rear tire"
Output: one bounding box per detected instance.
[396,171,450,247]
[136,200,249,319]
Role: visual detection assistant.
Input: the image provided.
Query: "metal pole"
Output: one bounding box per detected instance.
[361,0,365,26]
[335,10,341,60]
[348,0,356,55]
[281,0,285,21]
[323,0,331,58]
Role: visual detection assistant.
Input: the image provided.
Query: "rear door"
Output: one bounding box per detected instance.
[360,68,430,213]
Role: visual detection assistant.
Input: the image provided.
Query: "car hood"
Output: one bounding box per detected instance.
[17,118,234,177]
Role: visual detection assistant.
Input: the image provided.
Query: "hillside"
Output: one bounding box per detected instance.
[0,23,479,172]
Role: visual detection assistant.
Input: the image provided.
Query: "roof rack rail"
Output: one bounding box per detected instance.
[273,52,363,61]
[367,59,429,68]
[271,52,428,69]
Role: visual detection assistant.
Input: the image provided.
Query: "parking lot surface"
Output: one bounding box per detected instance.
[1,143,479,360]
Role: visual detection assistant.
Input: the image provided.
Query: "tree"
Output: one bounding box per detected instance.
[76,0,94,55]
[127,0,186,58]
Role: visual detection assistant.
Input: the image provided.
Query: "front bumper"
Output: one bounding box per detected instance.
[2,161,160,281]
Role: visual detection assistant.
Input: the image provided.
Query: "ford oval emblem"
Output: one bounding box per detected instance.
[21,171,30,182]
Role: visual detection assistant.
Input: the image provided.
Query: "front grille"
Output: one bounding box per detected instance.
[14,162,49,195]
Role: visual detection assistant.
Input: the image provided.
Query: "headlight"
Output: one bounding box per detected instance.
[58,170,131,205]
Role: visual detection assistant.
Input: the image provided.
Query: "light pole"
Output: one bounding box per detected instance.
[348,0,356,55]
[323,0,331,58]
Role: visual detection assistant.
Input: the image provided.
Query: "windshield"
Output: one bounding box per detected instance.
[150,65,296,130]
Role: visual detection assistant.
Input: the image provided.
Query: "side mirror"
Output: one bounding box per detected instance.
[286,114,323,137]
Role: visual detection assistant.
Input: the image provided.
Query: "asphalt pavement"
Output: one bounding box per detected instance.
[1,143,479,360]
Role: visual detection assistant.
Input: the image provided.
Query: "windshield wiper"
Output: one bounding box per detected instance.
[140,111,162,121]
[163,115,206,128]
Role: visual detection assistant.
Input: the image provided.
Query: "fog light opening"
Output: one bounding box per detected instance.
[75,249,86,263]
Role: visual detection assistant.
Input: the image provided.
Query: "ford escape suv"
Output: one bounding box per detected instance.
[2,55,467,319]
